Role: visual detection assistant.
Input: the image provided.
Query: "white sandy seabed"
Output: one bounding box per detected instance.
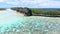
[0,9,60,34]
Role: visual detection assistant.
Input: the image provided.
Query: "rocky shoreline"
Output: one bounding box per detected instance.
[0,7,60,17]
[32,14,60,17]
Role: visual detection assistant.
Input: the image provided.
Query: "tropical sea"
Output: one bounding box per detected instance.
[39,8,60,10]
[0,9,60,34]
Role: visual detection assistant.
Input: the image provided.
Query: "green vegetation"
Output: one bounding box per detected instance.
[11,7,60,16]
[0,7,60,16]
[30,8,60,15]
[0,8,6,10]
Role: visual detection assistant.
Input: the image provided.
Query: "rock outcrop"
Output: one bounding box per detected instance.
[11,7,32,16]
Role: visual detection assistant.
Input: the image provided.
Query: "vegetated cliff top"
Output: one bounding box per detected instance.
[0,8,6,10]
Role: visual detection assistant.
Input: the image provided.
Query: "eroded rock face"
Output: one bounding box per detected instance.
[11,7,32,16]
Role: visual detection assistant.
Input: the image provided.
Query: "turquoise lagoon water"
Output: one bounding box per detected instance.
[0,9,60,34]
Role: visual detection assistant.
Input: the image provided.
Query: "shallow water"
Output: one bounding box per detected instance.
[0,9,60,34]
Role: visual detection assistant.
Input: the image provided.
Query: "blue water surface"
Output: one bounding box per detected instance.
[0,9,60,34]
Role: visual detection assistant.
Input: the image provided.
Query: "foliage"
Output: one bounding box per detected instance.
[30,8,60,15]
